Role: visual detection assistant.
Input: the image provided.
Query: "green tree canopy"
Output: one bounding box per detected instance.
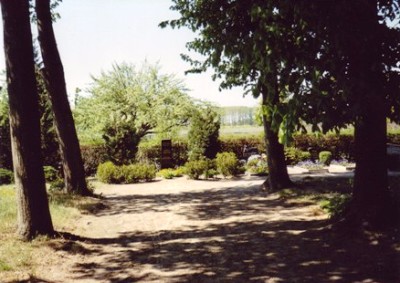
[74,62,194,163]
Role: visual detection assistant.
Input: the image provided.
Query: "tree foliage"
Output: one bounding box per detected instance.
[74,62,194,163]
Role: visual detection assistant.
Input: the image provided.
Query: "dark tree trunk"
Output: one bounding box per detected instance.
[352,97,391,227]
[261,92,293,192]
[0,0,54,240]
[36,0,90,195]
[346,1,393,228]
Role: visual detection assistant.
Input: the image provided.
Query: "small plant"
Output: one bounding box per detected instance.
[215,152,242,177]
[319,151,333,166]
[0,168,13,185]
[43,166,59,182]
[320,193,351,219]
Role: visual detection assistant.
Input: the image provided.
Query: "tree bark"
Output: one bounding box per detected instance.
[36,0,90,195]
[0,0,54,240]
[347,1,393,228]
[261,92,293,192]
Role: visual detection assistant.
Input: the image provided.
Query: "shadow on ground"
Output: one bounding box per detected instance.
[57,177,399,283]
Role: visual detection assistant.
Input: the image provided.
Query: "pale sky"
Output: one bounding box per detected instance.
[0,0,259,107]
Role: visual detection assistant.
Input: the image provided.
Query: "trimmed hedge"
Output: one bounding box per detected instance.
[81,145,108,176]
[96,161,156,184]
[82,132,400,175]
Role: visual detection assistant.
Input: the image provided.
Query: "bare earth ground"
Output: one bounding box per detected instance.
[8,175,400,282]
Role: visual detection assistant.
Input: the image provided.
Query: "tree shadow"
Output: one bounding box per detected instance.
[53,177,399,282]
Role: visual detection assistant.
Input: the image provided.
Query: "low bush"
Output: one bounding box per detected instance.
[158,169,176,179]
[96,162,156,184]
[43,166,59,182]
[158,167,185,179]
[97,161,117,183]
[285,147,311,165]
[0,168,13,185]
[319,151,333,166]
[215,152,243,177]
[184,159,209,180]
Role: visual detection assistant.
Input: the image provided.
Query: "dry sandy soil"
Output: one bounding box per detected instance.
[9,175,400,282]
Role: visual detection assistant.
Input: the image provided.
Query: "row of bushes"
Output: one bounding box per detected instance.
[97,162,157,184]
[2,133,396,179]
[81,134,353,176]
[184,152,246,180]
[96,152,247,183]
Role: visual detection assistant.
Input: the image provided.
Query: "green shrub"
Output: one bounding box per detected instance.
[215,152,241,177]
[319,151,333,166]
[0,168,13,185]
[97,162,156,184]
[43,166,58,182]
[157,167,185,179]
[184,159,209,180]
[158,169,176,179]
[285,147,311,165]
[97,161,118,183]
[138,163,157,181]
[320,193,351,219]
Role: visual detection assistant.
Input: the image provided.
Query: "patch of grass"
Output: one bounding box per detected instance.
[0,184,102,279]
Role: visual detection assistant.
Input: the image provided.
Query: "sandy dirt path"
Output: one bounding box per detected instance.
[36,176,399,283]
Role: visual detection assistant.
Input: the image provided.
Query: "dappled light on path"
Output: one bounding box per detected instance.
[47,177,398,282]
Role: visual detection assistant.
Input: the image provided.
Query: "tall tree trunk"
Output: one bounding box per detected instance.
[36,0,90,195]
[352,97,391,227]
[0,0,54,240]
[261,92,293,192]
[347,1,393,228]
